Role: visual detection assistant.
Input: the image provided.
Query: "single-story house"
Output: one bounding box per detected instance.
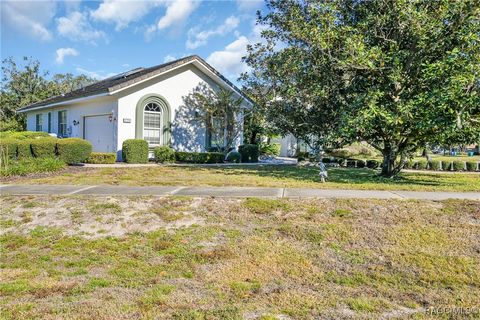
[18,55,252,160]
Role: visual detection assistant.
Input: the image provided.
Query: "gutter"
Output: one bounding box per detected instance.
[16,92,110,113]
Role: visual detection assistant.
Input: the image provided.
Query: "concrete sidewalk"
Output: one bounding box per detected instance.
[1,184,479,200]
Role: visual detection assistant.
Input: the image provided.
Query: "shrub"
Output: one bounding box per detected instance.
[322,157,331,164]
[86,152,116,164]
[346,159,356,167]
[30,138,57,159]
[366,159,379,169]
[238,144,259,163]
[417,160,428,170]
[337,158,346,166]
[122,139,148,163]
[356,159,366,168]
[428,160,442,171]
[259,143,281,156]
[403,160,415,169]
[0,139,18,160]
[452,161,465,171]
[466,161,478,171]
[225,151,241,163]
[297,151,309,162]
[329,142,379,159]
[0,158,65,177]
[57,138,92,164]
[444,161,453,171]
[175,151,224,164]
[154,146,176,163]
[17,140,33,159]
[0,131,50,140]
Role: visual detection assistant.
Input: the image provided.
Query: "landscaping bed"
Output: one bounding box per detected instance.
[1,195,479,319]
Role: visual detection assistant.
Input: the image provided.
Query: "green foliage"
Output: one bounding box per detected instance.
[346,159,356,168]
[403,161,415,169]
[30,138,57,159]
[417,160,428,170]
[122,139,148,164]
[57,138,92,164]
[0,131,49,140]
[0,139,18,160]
[428,160,442,171]
[329,143,379,159]
[225,151,242,163]
[243,0,480,177]
[175,151,224,164]
[466,162,478,171]
[366,160,379,169]
[153,146,176,163]
[259,143,281,156]
[452,161,465,171]
[16,140,33,159]
[86,152,116,164]
[322,157,331,164]
[0,158,64,176]
[296,151,309,161]
[444,162,453,171]
[238,144,259,163]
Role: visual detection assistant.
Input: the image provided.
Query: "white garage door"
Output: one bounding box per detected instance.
[84,115,114,152]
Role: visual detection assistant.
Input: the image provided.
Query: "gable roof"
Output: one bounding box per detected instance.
[18,55,253,113]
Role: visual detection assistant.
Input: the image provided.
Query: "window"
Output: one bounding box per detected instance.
[58,110,67,137]
[47,112,52,133]
[36,114,43,132]
[208,116,225,148]
[143,103,162,146]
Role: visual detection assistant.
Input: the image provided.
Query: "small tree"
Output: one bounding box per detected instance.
[183,83,244,152]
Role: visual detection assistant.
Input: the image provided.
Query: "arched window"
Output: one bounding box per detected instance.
[143,102,162,146]
[135,94,171,146]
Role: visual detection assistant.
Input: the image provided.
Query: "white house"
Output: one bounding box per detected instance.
[18,56,252,160]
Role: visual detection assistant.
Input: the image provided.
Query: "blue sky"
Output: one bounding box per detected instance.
[1,0,266,83]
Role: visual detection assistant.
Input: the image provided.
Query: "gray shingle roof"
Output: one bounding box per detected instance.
[18,55,251,112]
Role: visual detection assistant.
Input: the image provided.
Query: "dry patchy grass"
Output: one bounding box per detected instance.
[0,195,479,319]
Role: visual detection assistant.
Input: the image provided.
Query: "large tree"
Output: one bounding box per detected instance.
[1,57,95,131]
[243,0,480,176]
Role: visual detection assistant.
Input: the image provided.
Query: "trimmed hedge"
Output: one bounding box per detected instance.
[239,144,259,163]
[0,139,18,160]
[452,161,465,171]
[466,161,478,171]
[175,151,224,164]
[428,160,442,171]
[0,131,50,140]
[346,159,356,167]
[154,146,176,163]
[417,160,428,170]
[443,161,453,171]
[17,140,33,159]
[30,138,57,159]
[86,152,116,164]
[225,151,241,163]
[366,159,379,169]
[122,139,148,164]
[322,157,331,164]
[57,138,92,164]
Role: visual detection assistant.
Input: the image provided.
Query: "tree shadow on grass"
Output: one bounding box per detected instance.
[181,165,450,188]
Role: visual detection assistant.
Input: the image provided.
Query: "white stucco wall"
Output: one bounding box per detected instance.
[25,96,118,151]
[115,64,245,156]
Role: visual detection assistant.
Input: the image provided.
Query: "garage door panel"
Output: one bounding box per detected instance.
[84,115,114,152]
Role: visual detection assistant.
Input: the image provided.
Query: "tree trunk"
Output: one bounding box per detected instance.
[380,146,406,177]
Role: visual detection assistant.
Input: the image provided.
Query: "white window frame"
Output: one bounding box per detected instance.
[143,103,162,147]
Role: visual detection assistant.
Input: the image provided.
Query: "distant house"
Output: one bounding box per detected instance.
[18,56,252,160]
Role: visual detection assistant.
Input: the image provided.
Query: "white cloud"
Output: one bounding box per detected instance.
[56,48,79,64]
[236,0,263,12]
[186,16,240,49]
[207,36,250,78]
[157,0,199,30]
[57,11,106,44]
[76,67,116,80]
[1,0,56,41]
[163,55,176,63]
[91,0,163,30]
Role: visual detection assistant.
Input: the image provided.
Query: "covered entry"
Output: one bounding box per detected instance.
[84,114,114,152]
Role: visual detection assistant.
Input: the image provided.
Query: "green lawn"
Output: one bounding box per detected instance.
[5,165,480,192]
[1,195,479,319]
